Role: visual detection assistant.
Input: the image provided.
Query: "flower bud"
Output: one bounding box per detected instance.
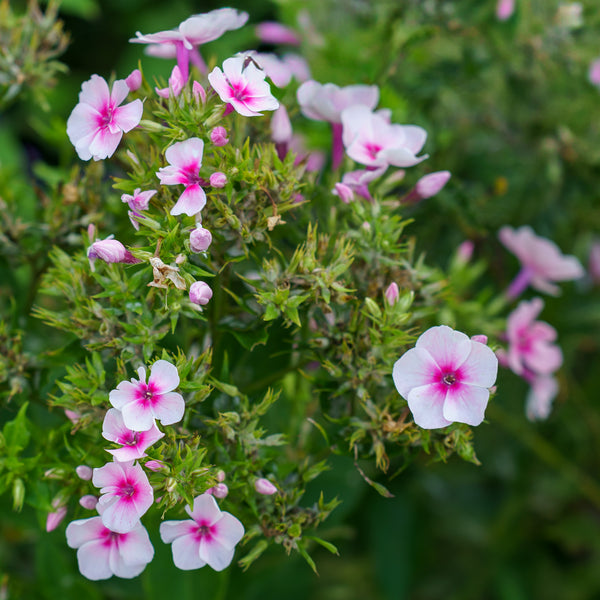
[496,0,515,21]
[75,465,93,480]
[210,126,229,147]
[87,238,140,267]
[211,483,229,499]
[471,334,488,345]
[145,460,167,472]
[64,409,81,424]
[456,240,474,264]
[333,182,354,204]
[254,477,278,495]
[588,240,600,284]
[46,505,67,532]
[414,171,451,200]
[385,282,399,306]
[190,226,212,253]
[589,59,600,87]
[79,495,98,510]
[125,69,142,91]
[193,81,207,104]
[209,172,227,188]
[189,281,213,306]
[216,470,226,482]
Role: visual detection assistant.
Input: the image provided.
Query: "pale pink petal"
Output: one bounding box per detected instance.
[199,537,235,571]
[379,146,428,168]
[66,517,106,548]
[156,164,182,186]
[187,493,222,524]
[171,184,206,216]
[172,534,205,570]
[152,391,185,426]
[160,520,196,543]
[117,523,155,566]
[66,103,99,145]
[76,539,113,580]
[443,384,490,426]
[92,461,130,490]
[102,408,130,443]
[149,359,180,393]
[392,347,440,398]
[165,138,204,169]
[526,375,558,421]
[109,381,140,410]
[78,74,110,111]
[524,343,563,375]
[212,512,245,547]
[207,67,234,101]
[110,79,130,106]
[113,99,143,133]
[416,325,472,371]
[121,400,157,432]
[88,128,122,160]
[407,384,452,429]
[459,341,498,388]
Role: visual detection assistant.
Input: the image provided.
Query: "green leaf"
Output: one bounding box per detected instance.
[3,403,30,456]
[304,536,339,555]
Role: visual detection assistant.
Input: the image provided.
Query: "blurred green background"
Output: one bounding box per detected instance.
[2,0,600,598]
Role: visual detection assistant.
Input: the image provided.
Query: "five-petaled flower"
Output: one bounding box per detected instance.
[208,55,279,117]
[92,460,154,534]
[67,74,143,161]
[393,325,498,429]
[160,493,244,571]
[499,225,584,298]
[109,359,185,431]
[66,511,154,580]
[157,137,207,217]
[502,298,563,377]
[102,408,164,462]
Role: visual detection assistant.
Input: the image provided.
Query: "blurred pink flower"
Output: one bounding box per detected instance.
[209,172,227,188]
[125,69,142,92]
[496,0,516,21]
[109,359,185,432]
[79,495,98,510]
[92,460,154,534]
[332,182,354,204]
[337,167,386,201]
[121,188,157,230]
[102,408,164,462]
[208,56,279,117]
[157,137,207,216]
[392,325,498,429]
[76,465,93,480]
[385,282,399,305]
[589,239,600,283]
[503,298,563,377]
[159,493,244,571]
[297,81,379,169]
[210,126,229,146]
[66,514,154,580]
[342,105,428,170]
[589,59,600,87]
[255,21,300,45]
[130,8,248,79]
[46,500,67,532]
[499,226,584,298]
[67,75,143,161]
[403,170,451,203]
[525,374,558,421]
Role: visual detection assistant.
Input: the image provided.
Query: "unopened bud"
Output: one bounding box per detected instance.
[384,282,399,306]
[87,238,140,268]
[471,334,488,345]
[271,105,292,144]
[210,126,229,147]
[75,465,93,480]
[46,504,67,532]
[211,483,229,499]
[190,226,212,253]
[333,183,354,204]
[145,460,166,472]
[189,281,213,306]
[216,470,226,482]
[254,477,278,495]
[414,171,451,200]
[79,495,98,510]
[193,81,207,104]
[209,172,227,188]
[125,69,142,91]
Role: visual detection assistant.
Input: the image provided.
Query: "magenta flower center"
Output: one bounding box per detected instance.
[442,372,457,386]
[364,143,382,160]
[99,103,116,128]
[123,431,139,446]
[194,521,215,541]
[101,527,125,547]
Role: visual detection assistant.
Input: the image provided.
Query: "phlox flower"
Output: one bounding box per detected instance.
[255,21,301,46]
[130,8,249,79]
[503,298,563,377]
[102,408,164,462]
[342,105,428,170]
[336,167,386,201]
[121,188,157,230]
[393,325,498,429]
[157,137,206,216]
[160,493,244,571]
[109,359,185,432]
[92,460,154,534]
[297,81,379,169]
[208,55,280,117]
[66,512,154,580]
[67,74,143,161]
[499,226,584,298]
[496,0,516,20]
[589,58,600,88]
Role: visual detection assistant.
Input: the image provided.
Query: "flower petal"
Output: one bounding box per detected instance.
[407,383,452,429]
[160,519,196,543]
[170,184,206,216]
[212,512,245,548]
[171,534,205,570]
[152,391,185,426]
[113,99,143,133]
[187,493,222,525]
[443,384,490,426]
[198,536,235,571]
[392,347,440,398]
[416,325,472,372]
[459,341,498,388]
[149,359,180,393]
[76,539,113,580]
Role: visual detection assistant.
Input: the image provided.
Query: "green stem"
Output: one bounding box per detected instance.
[488,403,600,510]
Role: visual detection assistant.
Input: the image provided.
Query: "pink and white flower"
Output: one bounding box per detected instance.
[102,408,164,462]
[67,74,143,161]
[342,105,428,170]
[130,9,249,79]
[297,81,379,169]
[87,237,140,269]
[66,512,154,580]
[109,359,185,432]
[121,188,157,230]
[392,325,498,429]
[503,298,563,377]
[92,460,154,534]
[157,137,206,216]
[208,55,279,117]
[499,226,584,298]
[336,167,387,201]
[159,493,244,571]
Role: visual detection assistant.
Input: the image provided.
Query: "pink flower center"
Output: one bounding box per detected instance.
[364,143,382,160]
[194,521,215,542]
[230,80,250,103]
[99,103,116,128]
[119,479,137,498]
[101,527,125,547]
[123,431,139,446]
